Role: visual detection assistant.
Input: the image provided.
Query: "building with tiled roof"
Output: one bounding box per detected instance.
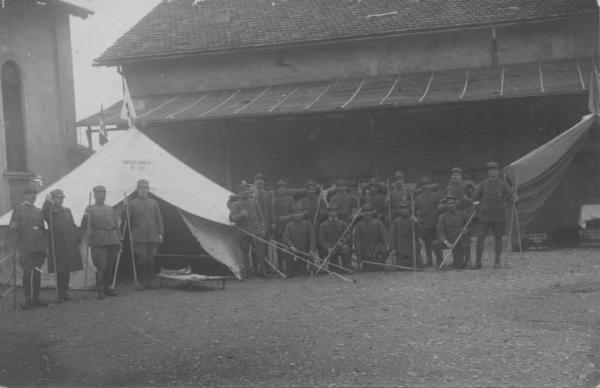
[83,0,600,235]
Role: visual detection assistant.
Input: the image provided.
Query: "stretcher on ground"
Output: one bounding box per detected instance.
[157,266,234,290]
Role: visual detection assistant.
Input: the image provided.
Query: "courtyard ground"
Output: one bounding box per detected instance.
[0,247,599,387]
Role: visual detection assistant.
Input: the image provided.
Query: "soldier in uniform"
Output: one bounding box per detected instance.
[282,204,317,276]
[388,170,412,211]
[253,173,274,235]
[364,182,386,222]
[415,176,442,267]
[81,186,120,299]
[42,189,83,302]
[328,179,356,222]
[474,161,517,269]
[318,207,351,271]
[390,202,422,267]
[272,179,294,272]
[354,204,389,271]
[433,195,469,269]
[9,184,47,309]
[229,181,266,277]
[297,180,326,226]
[446,167,476,266]
[126,179,164,289]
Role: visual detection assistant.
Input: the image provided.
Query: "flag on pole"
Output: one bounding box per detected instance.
[120,76,137,129]
[98,104,108,145]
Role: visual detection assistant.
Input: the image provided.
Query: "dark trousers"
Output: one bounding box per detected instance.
[134,243,158,286]
[285,253,309,276]
[432,240,467,268]
[19,251,45,302]
[327,251,352,272]
[240,236,266,277]
[92,245,119,291]
[57,271,70,296]
[475,221,504,266]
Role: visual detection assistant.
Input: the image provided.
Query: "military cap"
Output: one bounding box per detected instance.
[451,167,463,175]
[362,204,374,212]
[394,170,405,179]
[51,189,65,199]
[275,179,287,187]
[486,161,500,170]
[253,172,266,182]
[24,183,38,194]
[93,185,106,193]
[305,180,317,188]
[137,179,149,188]
[445,194,458,201]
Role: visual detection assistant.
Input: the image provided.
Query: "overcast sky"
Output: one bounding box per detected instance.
[69,0,161,120]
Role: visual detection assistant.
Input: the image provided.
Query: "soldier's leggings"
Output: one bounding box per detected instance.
[91,245,119,290]
[19,251,45,302]
[475,221,504,266]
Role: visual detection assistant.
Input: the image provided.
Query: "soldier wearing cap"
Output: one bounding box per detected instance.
[272,179,295,240]
[297,180,326,225]
[354,204,389,271]
[388,170,412,211]
[445,167,476,266]
[473,161,517,269]
[42,189,83,302]
[414,176,442,267]
[433,195,470,269]
[125,179,164,289]
[318,206,351,271]
[252,173,274,235]
[229,180,266,277]
[328,178,357,222]
[282,204,316,276]
[390,201,422,267]
[81,186,120,299]
[9,183,47,309]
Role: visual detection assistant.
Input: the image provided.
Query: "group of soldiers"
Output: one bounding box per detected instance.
[8,179,164,309]
[228,161,517,278]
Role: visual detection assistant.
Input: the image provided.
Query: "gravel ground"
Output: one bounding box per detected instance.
[0,247,599,387]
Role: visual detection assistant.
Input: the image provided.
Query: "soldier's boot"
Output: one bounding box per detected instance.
[472,238,484,269]
[31,271,47,307]
[493,235,503,269]
[493,255,501,269]
[104,286,118,297]
[97,287,105,300]
[20,299,32,310]
[22,269,33,309]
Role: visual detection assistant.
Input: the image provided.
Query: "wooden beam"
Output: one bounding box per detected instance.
[379,74,401,105]
[198,90,240,118]
[419,72,434,102]
[234,87,271,114]
[305,81,334,110]
[168,94,207,119]
[341,78,366,109]
[268,86,299,112]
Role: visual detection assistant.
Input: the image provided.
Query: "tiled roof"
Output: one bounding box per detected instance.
[78,57,595,126]
[96,0,598,65]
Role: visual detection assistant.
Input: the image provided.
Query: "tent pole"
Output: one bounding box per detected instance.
[124,192,139,287]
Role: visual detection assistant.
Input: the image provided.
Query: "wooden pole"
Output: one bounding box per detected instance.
[83,192,92,298]
[411,191,417,268]
[13,251,17,311]
[111,224,127,289]
[123,192,139,287]
[439,210,478,270]
[360,259,422,272]
[316,208,362,274]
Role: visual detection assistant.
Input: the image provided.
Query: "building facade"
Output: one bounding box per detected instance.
[0,0,91,212]
[84,0,600,236]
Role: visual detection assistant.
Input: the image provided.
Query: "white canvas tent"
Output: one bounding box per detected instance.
[0,128,243,289]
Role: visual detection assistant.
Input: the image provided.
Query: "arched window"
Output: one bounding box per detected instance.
[1,61,27,171]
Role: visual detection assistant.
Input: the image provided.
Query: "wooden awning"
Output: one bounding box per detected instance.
[77,57,596,127]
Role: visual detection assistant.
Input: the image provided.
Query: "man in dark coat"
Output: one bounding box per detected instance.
[126,179,164,289]
[229,181,266,277]
[388,170,412,211]
[433,196,469,269]
[297,180,327,226]
[42,189,83,302]
[282,204,316,276]
[81,186,120,299]
[318,207,351,271]
[253,173,274,236]
[415,176,442,267]
[445,167,476,266]
[474,162,517,269]
[9,183,47,309]
[272,179,295,272]
[354,205,389,271]
[390,202,422,268]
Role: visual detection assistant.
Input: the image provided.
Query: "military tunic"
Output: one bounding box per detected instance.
[82,204,121,291]
[354,218,388,269]
[435,209,469,268]
[328,191,356,222]
[127,197,164,286]
[415,190,442,264]
[9,201,47,302]
[319,218,351,269]
[298,194,326,224]
[273,194,295,238]
[229,197,266,277]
